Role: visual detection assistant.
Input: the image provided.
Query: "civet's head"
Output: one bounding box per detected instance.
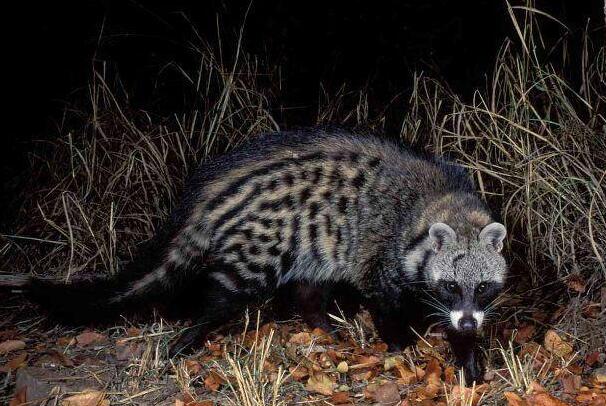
[425,222,507,334]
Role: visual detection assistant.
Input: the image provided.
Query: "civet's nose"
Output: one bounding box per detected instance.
[458,316,477,332]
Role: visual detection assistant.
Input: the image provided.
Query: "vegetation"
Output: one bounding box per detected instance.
[1,3,604,405]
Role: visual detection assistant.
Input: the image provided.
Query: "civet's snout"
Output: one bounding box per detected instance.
[458,315,477,331]
[450,310,484,332]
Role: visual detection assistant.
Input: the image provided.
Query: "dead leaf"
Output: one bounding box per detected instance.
[504,392,527,406]
[75,331,106,347]
[311,328,333,344]
[582,303,601,319]
[559,373,581,394]
[351,355,381,369]
[529,381,547,394]
[8,387,27,406]
[47,350,75,367]
[417,382,441,400]
[61,390,109,406]
[449,384,488,406]
[526,391,569,406]
[520,342,551,370]
[568,364,583,376]
[394,362,420,385]
[444,366,456,384]
[515,325,536,344]
[56,336,75,347]
[363,382,379,400]
[593,367,606,384]
[575,392,593,403]
[204,369,225,392]
[184,360,202,375]
[179,393,214,406]
[264,359,278,374]
[289,365,309,381]
[326,349,341,364]
[373,342,389,352]
[306,373,334,396]
[0,340,26,354]
[585,351,601,366]
[543,330,573,358]
[576,392,606,404]
[331,391,352,404]
[116,341,144,361]
[566,274,585,293]
[0,352,27,372]
[425,358,442,386]
[374,382,401,405]
[352,369,375,381]
[289,332,312,345]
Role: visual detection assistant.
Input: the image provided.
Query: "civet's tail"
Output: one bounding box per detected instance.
[1,223,192,323]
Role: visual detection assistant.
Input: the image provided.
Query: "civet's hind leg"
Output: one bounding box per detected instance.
[168,279,251,356]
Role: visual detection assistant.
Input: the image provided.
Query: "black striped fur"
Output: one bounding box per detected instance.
[23,129,508,383]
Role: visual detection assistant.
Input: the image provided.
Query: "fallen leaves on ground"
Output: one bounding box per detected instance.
[61,390,109,406]
[1,352,28,372]
[330,391,352,404]
[504,381,573,406]
[448,384,488,406]
[505,391,527,406]
[544,330,573,358]
[2,305,606,405]
[8,387,27,406]
[373,382,401,404]
[289,331,312,345]
[592,367,606,384]
[203,369,226,392]
[559,373,581,394]
[0,339,26,354]
[184,359,202,375]
[176,393,214,406]
[566,274,586,293]
[306,372,335,396]
[515,324,536,344]
[75,331,107,347]
[526,391,569,406]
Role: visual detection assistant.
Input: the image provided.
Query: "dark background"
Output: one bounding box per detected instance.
[1,0,603,223]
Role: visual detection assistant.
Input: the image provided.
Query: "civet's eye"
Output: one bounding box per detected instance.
[446,281,458,293]
[477,282,487,294]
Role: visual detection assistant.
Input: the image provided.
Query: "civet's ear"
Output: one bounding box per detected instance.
[428,223,457,252]
[479,222,507,252]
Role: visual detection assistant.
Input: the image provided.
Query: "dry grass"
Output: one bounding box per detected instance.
[400,3,606,288]
[216,312,288,406]
[3,2,603,297]
[495,339,553,393]
[0,1,605,404]
[396,3,606,356]
[443,370,487,406]
[327,306,373,350]
[1,30,279,280]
